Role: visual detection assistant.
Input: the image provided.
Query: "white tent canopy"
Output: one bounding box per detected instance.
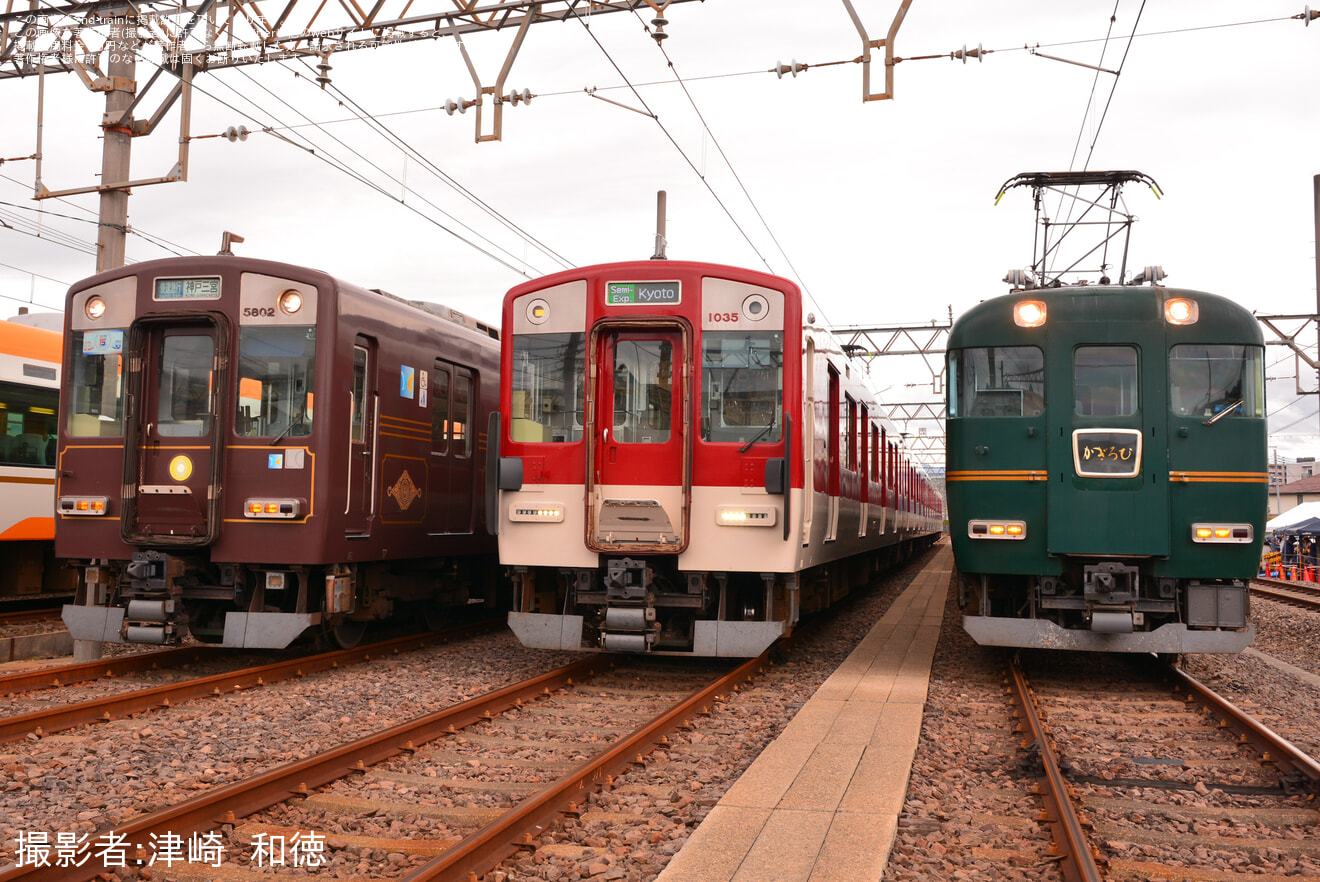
[1266,502,1320,534]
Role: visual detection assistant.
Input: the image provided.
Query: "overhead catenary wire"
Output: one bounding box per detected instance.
[631,7,816,309]
[567,4,775,277]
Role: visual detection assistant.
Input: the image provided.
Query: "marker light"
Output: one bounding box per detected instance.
[715,505,777,526]
[526,298,550,325]
[278,289,304,315]
[968,519,1027,540]
[59,496,109,515]
[85,296,107,321]
[243,498,301,519]
[509,503,564,523]
[1190,522,1252,544]
[1164,298,1198,325]
[1013,300,1046,328]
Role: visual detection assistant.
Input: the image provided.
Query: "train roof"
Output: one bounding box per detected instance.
[0,316,62,363]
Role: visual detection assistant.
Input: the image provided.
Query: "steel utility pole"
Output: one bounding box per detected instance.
[96,14,136,271]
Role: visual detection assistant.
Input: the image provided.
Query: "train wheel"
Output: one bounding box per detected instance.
[328,618,367,649]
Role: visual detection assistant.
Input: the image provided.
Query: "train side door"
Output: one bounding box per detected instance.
[428,361,475,534]
[586,324,690,551]
[124,319,223,543]
[345,337,377,537]
[1046,334,1169,556]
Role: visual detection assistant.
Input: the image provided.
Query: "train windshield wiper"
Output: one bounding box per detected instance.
[1202,399,1244,427]
[269,408,305,445]
[738,414,777,454]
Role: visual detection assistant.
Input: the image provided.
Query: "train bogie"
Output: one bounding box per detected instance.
[58,256,499,648]
[493,261,942,657]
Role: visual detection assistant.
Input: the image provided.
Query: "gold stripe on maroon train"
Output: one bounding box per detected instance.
[946,470,1048,482]
[1168,471,1269,483]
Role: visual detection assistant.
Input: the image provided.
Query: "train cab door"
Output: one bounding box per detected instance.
[1046,334,1169,557]
[123,317,225,544]
[345,337,378,537]
[586,323,691,552]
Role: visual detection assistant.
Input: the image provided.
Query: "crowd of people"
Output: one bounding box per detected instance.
[1263,533,1317,578]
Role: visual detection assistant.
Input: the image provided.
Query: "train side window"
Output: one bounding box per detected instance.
[949,346,1044,417]
[431,365,451,454]
[67,330,126,437]
[350,345,367,443]
[843,395,856,471]
[1169,344,1264,419]
[0,380,58,465]
[510,332,586,443]
[453,373,471,457]
[1074,346,1137,417]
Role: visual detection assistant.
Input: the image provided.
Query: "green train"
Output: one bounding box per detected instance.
[946,283,1267,652]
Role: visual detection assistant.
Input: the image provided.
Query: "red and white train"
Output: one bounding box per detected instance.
[488,260,943,657]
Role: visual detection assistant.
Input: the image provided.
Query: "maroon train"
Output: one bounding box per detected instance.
[58,255,499,648]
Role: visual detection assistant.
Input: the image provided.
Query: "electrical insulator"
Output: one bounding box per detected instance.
[506,88,533,106]
[952,44,984,63]
[224,125,249,142]
[444,99,469,116]
[651,17,668,43]
[775,59,806,78]
[315,55,332,89]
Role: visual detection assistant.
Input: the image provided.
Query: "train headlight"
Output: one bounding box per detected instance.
[1164,298,1198,325]
[968,519,1026,540]
[1191,523,1252,544]
[84,296,107,321]
[715,505,777,526]
[526,298,550,325]
[509,503,564,523]
[244,498,301,519]
[59,496,109,515]
[278,289,304,315]
[1013,300,1046,328]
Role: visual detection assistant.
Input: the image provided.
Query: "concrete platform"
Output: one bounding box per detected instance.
[656,544,952,882]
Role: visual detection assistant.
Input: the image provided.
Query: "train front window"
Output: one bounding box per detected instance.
[1169,344,1264,419]
[67,330,125,437]
[235,326,316,438]
[0,380,57,466]
[510,332,586,443]
[949,346,1044,417]
[1074,346,1138,416]
[156,333,214,437]
[701,331,783,443]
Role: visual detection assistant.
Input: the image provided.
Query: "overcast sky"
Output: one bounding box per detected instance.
[1,1,1317,456]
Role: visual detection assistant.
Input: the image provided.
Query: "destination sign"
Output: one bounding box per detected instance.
[606,281,681,306]
[155,277,221,301]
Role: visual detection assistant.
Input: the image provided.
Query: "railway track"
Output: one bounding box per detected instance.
[1252,576,1320,612]
[0,621,502,743]
[0,608,63,627]
[1009,653,1320,880]
[1,652,768,882]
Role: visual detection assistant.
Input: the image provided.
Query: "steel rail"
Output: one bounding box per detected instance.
[1007,657,1104,882]
[398,652,770,882]
[1252,577,1320,611]
[0,654,610,882]
[1166,664,1320,795]
[0,621,501,742]
[0,608,62,625]
[0,644,224,696]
